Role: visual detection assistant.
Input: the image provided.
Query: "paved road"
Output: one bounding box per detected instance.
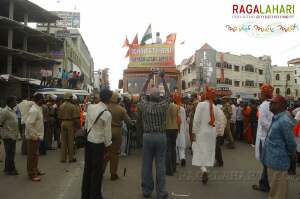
[0,141,300,199]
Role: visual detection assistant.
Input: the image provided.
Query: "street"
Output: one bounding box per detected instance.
[0,141,300,199]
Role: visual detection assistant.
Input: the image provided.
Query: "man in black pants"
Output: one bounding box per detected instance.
[0,96,19,175]
[81,89,113,199]
[165,98,179,176]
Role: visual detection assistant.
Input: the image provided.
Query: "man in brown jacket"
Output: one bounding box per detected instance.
[103,92,133,180]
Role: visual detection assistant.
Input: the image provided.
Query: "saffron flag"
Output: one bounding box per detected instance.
[165,33,176,45]
[141,24,152,45]
[131,33,139,46]
[122,36,129,48]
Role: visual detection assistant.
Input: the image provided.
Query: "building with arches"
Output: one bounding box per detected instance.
[272,66,298,99]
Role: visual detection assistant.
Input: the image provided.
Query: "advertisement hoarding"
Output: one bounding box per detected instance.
[37,11,80,29]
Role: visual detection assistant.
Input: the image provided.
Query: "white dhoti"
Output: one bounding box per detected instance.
[176,106,188,162]
[192,101,220,171]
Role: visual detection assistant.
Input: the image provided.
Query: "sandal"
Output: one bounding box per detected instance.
[30,177,41,182]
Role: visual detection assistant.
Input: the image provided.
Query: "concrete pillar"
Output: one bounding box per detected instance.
[7,29,13,74]
[7,56,12,74]
[24,13,29,26]
[22,61,27,77]
[8,29,13,48]
[23,35,28,51]
[9,0,14,20]
[47,23,50,34]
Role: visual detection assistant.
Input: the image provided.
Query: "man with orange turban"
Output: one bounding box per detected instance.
[252,84,274,192]
[192,85,222,184]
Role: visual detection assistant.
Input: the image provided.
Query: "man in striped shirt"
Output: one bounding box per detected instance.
[139,71,170,199]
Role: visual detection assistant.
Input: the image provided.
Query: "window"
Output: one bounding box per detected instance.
[216,62,221,68]
[245,80,254,87]
[295,79,297,84]
[234,65,240,72]
[275,74,280,80]
[286,74,290,81]
[188,68,191,74]
[295,70,297,75]
[234,81,240,87]
[225,78,232,85]
[276,88,280,95]
[259,69,263,75]
[296,89,298,97]
[244,64,254,72]
[259,83,263,88]
[224,62,232,69]
[287,88,291,95]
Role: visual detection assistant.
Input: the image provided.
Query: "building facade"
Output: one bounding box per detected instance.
[0,0,62,101]
[179,43,272,99]
[272,66,298,99]
[37,27,94,88]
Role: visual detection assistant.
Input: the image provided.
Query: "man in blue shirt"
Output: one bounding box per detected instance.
[262,95,296,199]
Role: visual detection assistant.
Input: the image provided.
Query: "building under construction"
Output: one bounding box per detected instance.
[0,0,63,104]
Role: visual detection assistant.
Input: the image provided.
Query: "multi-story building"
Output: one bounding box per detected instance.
[179,43,272,99]
[100,68,110,89]
[272,66,298,99]
[37,26,94,89]
[288,57,300,87]
[0,0,63,102]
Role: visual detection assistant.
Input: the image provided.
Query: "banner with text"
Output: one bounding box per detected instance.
[128,44,175,67]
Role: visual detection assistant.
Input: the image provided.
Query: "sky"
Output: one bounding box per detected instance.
[31,0,300,89]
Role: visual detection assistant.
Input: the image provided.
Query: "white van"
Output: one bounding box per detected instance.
[34,88,90,102]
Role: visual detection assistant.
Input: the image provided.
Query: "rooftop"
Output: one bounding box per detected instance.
[0,16,63,45]
[0,45,61,65]
[0,0,60,23]
[288,58,300,65]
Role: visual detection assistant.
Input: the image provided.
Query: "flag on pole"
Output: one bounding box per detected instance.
[131,33,139,46]
[124,49,130,58]
[164,33,176,45]
[141,24,152,45]
[122,36,129,48]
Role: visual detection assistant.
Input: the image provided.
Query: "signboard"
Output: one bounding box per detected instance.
[55,29,70,39]
[37,11,80,29]
[128,44,175,67]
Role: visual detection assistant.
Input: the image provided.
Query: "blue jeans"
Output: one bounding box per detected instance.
[142,133,167,199]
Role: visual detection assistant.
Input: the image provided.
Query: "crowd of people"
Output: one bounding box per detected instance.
[1,71,300,199]
[40,68,84,89]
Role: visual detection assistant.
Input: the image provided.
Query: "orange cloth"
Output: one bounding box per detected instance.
[260,84,274,98]
[80,106,84,128]
[203,85,216,127]
[242,106,252,144]
[293,121,300,137]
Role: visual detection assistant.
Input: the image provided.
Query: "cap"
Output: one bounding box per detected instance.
[64,92,73,100]
[268,95,286,104]
[110,92,120,103]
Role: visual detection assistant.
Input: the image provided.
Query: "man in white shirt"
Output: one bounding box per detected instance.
[18,98,34,155]
[230,101,237,139]
[82,89,113,199]
[0,96,19,175]
[25,94,45,182]
[252,84,274,192]
[40,68,47,86]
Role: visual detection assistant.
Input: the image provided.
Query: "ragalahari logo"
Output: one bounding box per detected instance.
[232,4,295,19]
[226,4,298,38]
